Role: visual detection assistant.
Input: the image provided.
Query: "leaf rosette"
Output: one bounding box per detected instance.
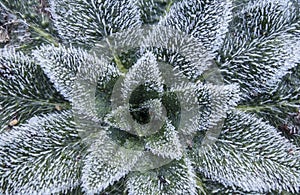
[68,25,240,193]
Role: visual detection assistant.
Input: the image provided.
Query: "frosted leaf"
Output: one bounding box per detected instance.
[228,0,298,44]
[126,158,197,195]
[250,62,300,147]
[82,132,143,194]
[198,84,241,145]
[121,51,164,100]
[221,34,300,99]
[90,27,145,66]
[220,111,300,168]
[160,0,232,53]
[234,56,300,147]
[0,49,65,132]
[2,0,300,194]
[203,83,241,126]
[136,0,173,24]
[107,52,167,137]
[194,111,300,193]
[170,82,240,136]
[219,0,300,99]
[50,0,141,46]
[33,44,118,102]
[145,121,182,160]
[0,111,82,194]
[197,144,300,193]
[143,25,214,80]
[265,37,300,90]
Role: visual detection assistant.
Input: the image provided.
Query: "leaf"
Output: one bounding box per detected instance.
[145,120,182,160]
[126,158,197,195]
[170,83,240,137]
[120,51,164,100]
[144,25,215,80]
[194,111,300,193]
[33,44,119,141]
[136,0,176,24]
[225,0,298,51]
[107,52,166,136]
[221,0,300,147]
[50,0,141,46]
[218,0,300,99]
[160,0,233,53]
[2,0,300,194]
[33,44,118,102]
[82,131,143,194]
[232,35,300,146]
[238,62,300,147]
[0,49,65,132]
[0,111,83,194]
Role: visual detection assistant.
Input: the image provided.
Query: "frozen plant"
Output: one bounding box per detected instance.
[0,0,300,194]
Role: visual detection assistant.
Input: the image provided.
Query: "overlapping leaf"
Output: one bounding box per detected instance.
[145,121,182,159]
[1,0,300,194]
[33,45,118,102]
[218,0,300,99]
[0,49,65,132]
[170,82,240,136]
[194,111,300,193]
[144,25,213,80]
[50,0,141,46]
[241,62,300,147]
[0,111,83,194]
[136,0,173,24]
[121,51,164,100]
[126,158,197,195]
[82,131,143,194]
[160,0,232,53]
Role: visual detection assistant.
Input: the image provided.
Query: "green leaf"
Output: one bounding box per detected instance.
[120,51,164,100]
[170,83,240,136]
[107,99,166,137]
[1,0,300,194]
[145,120,182,159]
[136,0,176,24]
[33,44,118,102]
[0,111,83,194]
[126,158,197,195]
[160,0,233,53]
[50,0,141,46]
[144,25,213,80]
[107,52,165,137]
[218,0,300,99]
[82,131,143,194]
[0,49,66,132]
[194,111,300,193]
[238,62,300,147]
[199,84,241,146]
